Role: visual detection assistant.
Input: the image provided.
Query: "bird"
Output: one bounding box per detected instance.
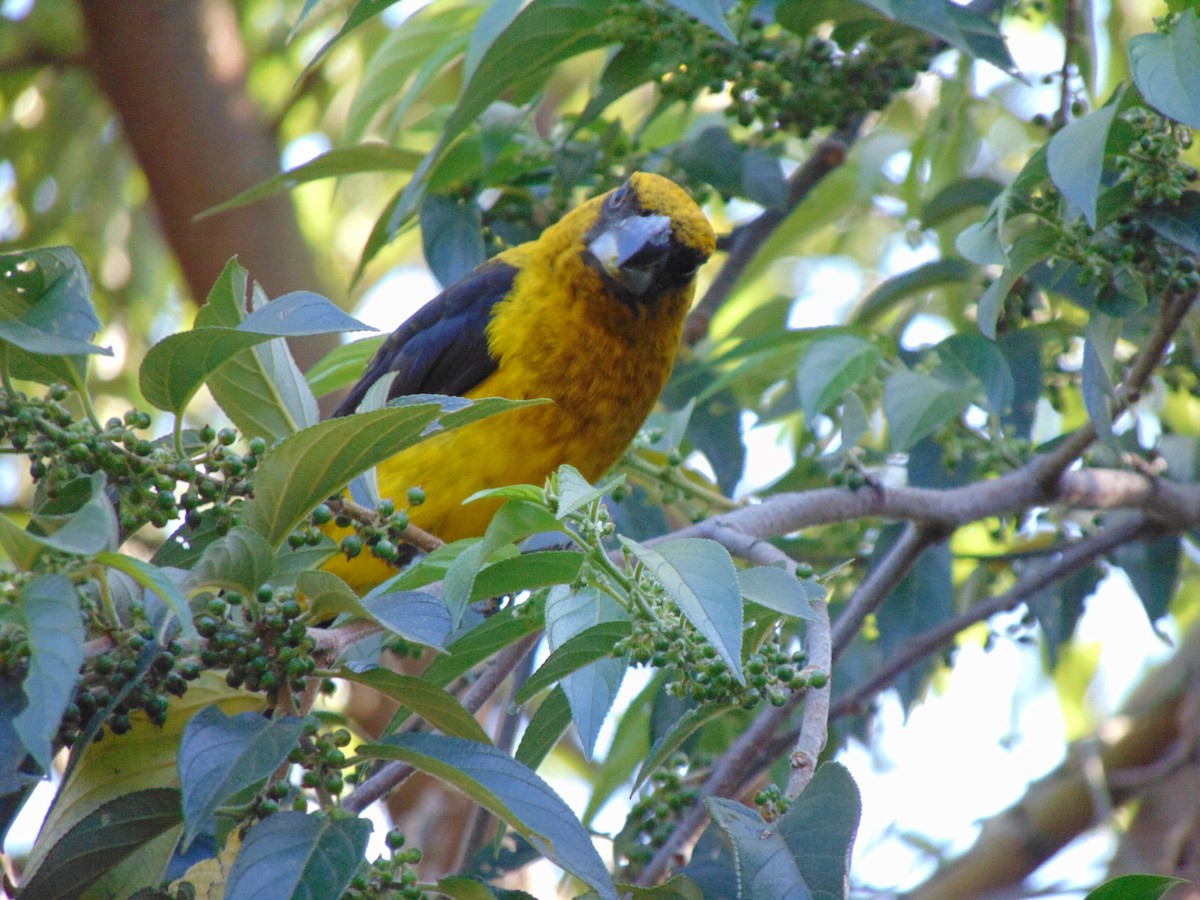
[322,172,715,592]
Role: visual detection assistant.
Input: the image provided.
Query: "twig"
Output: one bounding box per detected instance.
[1055,0,1080,126]
[682,117,866,346]
[830,515,1154,719]
[831,522,947,659]
[634,694,802,886]
[788,594,831,797]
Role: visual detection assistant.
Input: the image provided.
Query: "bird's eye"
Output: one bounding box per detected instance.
[606,185,629,210]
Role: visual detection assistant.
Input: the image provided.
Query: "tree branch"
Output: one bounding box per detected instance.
[682,117,866,346]
[830,515,1156,719]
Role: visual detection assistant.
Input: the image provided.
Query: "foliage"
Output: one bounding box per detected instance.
[3,0,1200,897]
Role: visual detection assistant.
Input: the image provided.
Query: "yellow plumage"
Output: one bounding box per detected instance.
[324,173,715,592]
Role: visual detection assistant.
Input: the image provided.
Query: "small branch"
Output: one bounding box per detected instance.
[831,522,946,659]
[787,594,831,797]
[332,496,445,555]
[634,694,802,886]
[830,515,1154,719]
[310,618,383,657]
[1055,0,1080,126]
[341,631,541,815]
[682,118,866,346]
[696,523,833,797]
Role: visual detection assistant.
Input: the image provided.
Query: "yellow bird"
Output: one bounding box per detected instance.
[324,172,715,591]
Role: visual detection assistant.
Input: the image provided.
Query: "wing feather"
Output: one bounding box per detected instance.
[332,261,518,417]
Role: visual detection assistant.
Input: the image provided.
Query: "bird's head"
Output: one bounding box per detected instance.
[580,173,715,303]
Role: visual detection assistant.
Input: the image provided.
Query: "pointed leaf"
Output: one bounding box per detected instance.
[775,762,862,897]
[363,733,618,900]
[225,811,371,900]
[360,590,453,650]
[1047,103,1119,228]
[707,797,811,900]
[634,704,731,794]
[16,788,181,900]
[515,687,573,770]
[515,621,631,706]
[14,575,84,771]
[621,538,744,683]
[1130,9,1200,128]
[338,665,489,743]
[183,525,275,596]
[883,370,973,451]
[178,708,306,851]
[96,554,197,641]
[240,397,535,548]
[737,567,821,621]
[798,334,881,424]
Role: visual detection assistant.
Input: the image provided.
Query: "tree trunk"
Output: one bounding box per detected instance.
[78,0,334,375]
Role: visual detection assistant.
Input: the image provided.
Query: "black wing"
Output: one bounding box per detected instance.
[332,261,518,418]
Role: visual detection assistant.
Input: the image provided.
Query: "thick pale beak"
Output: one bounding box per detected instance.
[588,213,673,296]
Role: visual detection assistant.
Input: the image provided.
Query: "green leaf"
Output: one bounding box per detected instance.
[360,590,453,650]
[883,370,972,452]
[920,177,1004,228]
[634,704,731,794]
[14,575,84,771]
[543,584,629,755]
[141,273,363,427]
[0,247,110,388]
[737,567,821,621]
[935,332,1015,414]
[419,606,543,692]
[554,464,623,520]
[621,538,744,683]
[774,762,862,896]
[443,499,564,625]
[338,665,490,743]
[515,621,632,706]
[1082,312,1120,440]
[421,193,486,287]
[1085,874,1189,900]
[183,525,275,596]
[514,687,573,770]
[96,554,198,642]
[225,811,371,900]
[470,551,585,602]
[1112,533,1181,622]
[855,259,974,325]
[975,228,1057,338]
[178,708,306,851]
[883,0,1017,75]
[346,6,479,142]
[198,145,423,219]
[1130,9,1200,128]
[708,796,811,899]
[307,336,385,399]
[16,788,181,900]
[240,397,536,548]
[1141,191,1200,254]
[664,0,736,42]
[676,127,744,198]
[361,0,613,273]
[363,733,618,900]
[1047,103,1119,228]
[797,333,881,422]
[2,472,118,560]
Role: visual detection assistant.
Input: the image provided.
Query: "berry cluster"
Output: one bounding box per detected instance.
[617,578,821,709]
[331,489,426,565]
[603,2,934,138]
[619,753,700,874]
[287,721,353,802]
[0,386,258,538]
[195,585,316,704]
[753,782,791,822]
[346,828,426,900]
